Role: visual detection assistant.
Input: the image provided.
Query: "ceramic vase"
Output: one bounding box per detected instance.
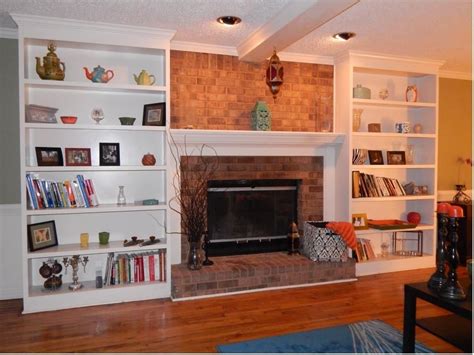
[251,101,271,131]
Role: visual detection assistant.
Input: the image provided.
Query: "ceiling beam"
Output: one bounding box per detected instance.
[237,0,359,63]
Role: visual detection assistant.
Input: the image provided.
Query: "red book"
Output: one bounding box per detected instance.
[149,255,155,281]
[134,256,139,283]
[138,256,144,282]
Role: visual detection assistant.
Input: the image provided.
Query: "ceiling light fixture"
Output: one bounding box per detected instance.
[333,32,356,41]
[217,16,241,26]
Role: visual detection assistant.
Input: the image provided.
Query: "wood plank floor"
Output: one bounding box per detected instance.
[0,267,469,352]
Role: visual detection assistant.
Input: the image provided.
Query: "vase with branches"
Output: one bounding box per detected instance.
[168,135,218,270]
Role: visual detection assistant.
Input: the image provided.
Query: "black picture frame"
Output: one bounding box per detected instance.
[35,147,63,166]
[99,143,120,166]
[368,150,384,165]
[387,151,406,165]
[143,102,166,126]
[28,220,58,251]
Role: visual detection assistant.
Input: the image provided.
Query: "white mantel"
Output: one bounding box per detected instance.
[167,129,345,263]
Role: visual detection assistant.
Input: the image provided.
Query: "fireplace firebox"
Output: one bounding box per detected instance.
[207,179,298,256]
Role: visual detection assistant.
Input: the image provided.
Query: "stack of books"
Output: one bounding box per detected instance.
[354,238,376,262]
[26,174,99,209]
[352,171,406,198]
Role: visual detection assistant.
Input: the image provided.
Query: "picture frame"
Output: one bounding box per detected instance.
[368,150,384,165]
[352,213,369,230]
[25,104,58,124]
[27,220,58,251]
[387,151,406,165]
[35,147,63,166]
[65,148,91,166]
[143,102,166,126]
[99,142,120,166]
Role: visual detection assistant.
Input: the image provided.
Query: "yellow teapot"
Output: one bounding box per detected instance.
[35,42,65,81]
[133,70,156,86]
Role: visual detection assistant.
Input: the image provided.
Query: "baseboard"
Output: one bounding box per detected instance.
[0,204,22,300]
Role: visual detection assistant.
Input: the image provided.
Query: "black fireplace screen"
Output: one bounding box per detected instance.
[207,179,298,247]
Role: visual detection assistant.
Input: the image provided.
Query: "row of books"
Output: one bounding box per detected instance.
[103,250,167,286]
[26,174,99,209]
[352,171,406,198]
[353,238,376,262]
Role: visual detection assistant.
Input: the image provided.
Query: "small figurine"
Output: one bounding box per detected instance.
[287,222,300,255]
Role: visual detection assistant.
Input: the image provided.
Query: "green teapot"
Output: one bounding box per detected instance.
[133,70,156,86]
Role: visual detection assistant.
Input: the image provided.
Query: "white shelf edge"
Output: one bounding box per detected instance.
[27,240,168,259]
[352,132,436,138]
[25,165,167,172]
[26,203,168,215]
[352,98,436,108]
[356,253,434,265]
[352,195,435,202]
[24,78,167,94]
[355,224,434,235]
[351,164,436,170]
[24,123,167,131]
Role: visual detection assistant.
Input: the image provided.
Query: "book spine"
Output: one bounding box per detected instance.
[149,254,155,281]
[77,175,90,208]
[144,254,150,282]
[88,179,99,206]
[25,174,37,209]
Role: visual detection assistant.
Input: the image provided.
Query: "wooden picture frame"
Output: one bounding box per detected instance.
[352,213,369,230]
[99,143,120,166]
[35,147,63,166]
[65,148,91,166]
[368,150,384,165]
[143,102,166,126]
[387,151,406,165]
[28,220,58,251]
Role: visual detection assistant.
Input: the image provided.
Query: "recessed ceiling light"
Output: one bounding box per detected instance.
[217,16,241,26]
[333,32,356,41]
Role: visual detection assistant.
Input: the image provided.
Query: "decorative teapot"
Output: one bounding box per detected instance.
[133,70,156,86]
[83,65,114,83]
[35,42,66,81]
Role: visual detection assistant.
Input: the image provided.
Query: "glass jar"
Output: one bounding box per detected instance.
[117,185,126,206]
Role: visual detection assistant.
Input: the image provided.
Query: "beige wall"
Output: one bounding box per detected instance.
[438,78,472,190]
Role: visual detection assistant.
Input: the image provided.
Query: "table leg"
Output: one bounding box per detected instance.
[403,285,417,352]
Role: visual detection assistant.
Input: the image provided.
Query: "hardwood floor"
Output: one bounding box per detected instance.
[0,267,469,352]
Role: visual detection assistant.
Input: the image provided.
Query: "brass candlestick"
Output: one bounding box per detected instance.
[63,255,89,291]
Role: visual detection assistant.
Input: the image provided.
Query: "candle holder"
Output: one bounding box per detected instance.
[428,210,448,289]
[452,184,471,204]
[438,215,466,300]
[202,231,214,266]
[63,255,89,291]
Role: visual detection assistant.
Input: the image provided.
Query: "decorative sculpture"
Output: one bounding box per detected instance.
[63,255,89,291]
[266,49,284,101]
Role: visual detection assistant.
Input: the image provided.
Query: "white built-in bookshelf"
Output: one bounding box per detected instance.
[13,14,175,313]
[335,52,442,276]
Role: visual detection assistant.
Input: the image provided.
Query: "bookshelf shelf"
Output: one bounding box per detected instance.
[352,98,436,108]
[351,164,435,170]
[355,224,434,235]
[352,132,436,139]
[352,195,435,202]
[25,123,167,131]
[26,203,167,215]
[26,165,167,172]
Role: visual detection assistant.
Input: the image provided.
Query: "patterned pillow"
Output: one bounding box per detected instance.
[302,221,348,262]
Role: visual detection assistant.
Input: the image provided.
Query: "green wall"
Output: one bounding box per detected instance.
[0,38,20,204]
[438,78,472,190]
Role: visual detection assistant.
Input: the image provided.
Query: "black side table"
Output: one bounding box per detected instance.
[403,279,472,352]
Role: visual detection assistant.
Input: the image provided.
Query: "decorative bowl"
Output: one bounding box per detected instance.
[60,116,78,124]
[118,117,136,125]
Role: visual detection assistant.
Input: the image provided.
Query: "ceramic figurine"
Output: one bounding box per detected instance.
[251,101,271,131]
[406,85,418,102]
[35,42,65,81]
[83,65,115,83]
[133,70,156,85]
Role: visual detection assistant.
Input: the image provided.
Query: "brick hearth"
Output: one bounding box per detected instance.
[171,253,356,299]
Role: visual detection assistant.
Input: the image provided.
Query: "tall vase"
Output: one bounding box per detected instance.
[353,109,363,132]
[187,237,203,270]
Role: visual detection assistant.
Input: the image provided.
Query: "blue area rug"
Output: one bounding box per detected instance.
[217,320,432,353]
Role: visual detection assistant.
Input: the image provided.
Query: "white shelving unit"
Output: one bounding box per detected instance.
[13,14,175,313]
[335,51,442,276]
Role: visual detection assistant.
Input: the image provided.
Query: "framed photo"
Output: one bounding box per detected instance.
[99,143,120,166]
[352,213,369,230]
[27,220,58,251]
[368,150,384,165]
[387,151,406,165]
[143,102,165,126]
[25,104,58,124]
[65,148,91,166]
[35,147,63,166]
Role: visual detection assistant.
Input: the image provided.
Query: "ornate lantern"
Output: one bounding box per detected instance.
[266,49,284,101]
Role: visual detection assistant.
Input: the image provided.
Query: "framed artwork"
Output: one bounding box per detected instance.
[65,148,91,166]
[352,213,369,230]
[143,102,165,126]
[368,150,384,165]
[25,104,58,124]
[35,147,63,166]
[99,142,120,166]
[27,220,58,251]
[387,151,406,165]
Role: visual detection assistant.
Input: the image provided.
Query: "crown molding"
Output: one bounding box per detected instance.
[171,40,237,56]
[336,50,446,68]
[0,27,18,39]
[277,52,333,65]
[438,70,472,81]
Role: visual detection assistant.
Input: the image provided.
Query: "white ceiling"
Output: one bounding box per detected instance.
[0,0,471,75]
